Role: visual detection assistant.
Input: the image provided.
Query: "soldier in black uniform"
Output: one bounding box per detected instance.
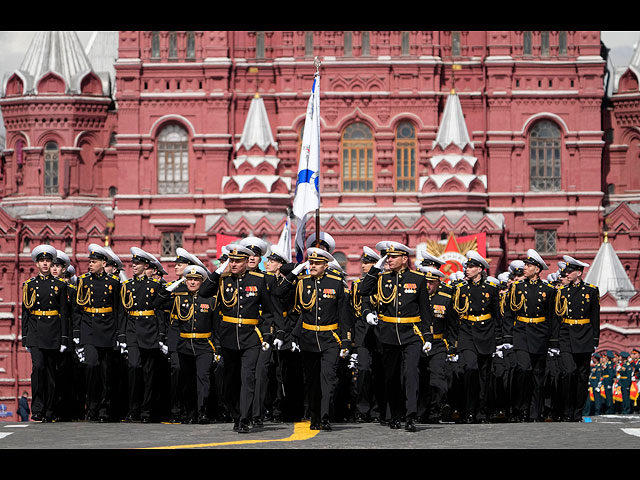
[119,247,166,422]
[452,250,501,424]
[212,244,284,433]
[418,266,458,423]
[288,247,352,431]
[553,255,600,422]
[352,246,387,425]
[502,249,557,422]
[359,241,433,432]
[154,265,218,424]
[73,244,126,422]
[21,245,70,422]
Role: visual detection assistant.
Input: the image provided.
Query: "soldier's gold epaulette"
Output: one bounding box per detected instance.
[299,274,311,279]
[221,272,232,278]
[68,283,77,290]
[150,277,161,283]
[410,269,422,275]
[326,274,342,281]
[586,283,598,290]
[123,278,132,285]
[512,280,521,285]
[110,274,120,281]
[80,273,90,279]
[24,277,34,284]
[248,271,264,278]
[381,270,393,276]
[353,278,361,284]
[265,271,275,276]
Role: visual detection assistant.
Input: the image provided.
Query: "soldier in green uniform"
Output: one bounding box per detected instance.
[502,249,557,422]
[359,241,433,432]
[601,350,616,414]
[583,353,601,416]
[21,245,70,422]
[119,247,166,422]
[73,244,126,422]
[616,352,633,414]
[553,255,600,422]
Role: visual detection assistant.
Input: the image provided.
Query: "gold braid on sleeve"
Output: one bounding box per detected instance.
[76,276,91,306]
[22,283,36,310]
[453,286,469,316]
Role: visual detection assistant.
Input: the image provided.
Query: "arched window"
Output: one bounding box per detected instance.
[523,31,532,55]
[256,31,265,59]
[151,32,160,59]
[158,125,189,194]
[168,32,177,59]
[541,31,550,56]
[44,141,59,195]
[186,32,196,59]
[344,31,352,57]
[529,120,561,191]
[342,122,374,192]
[305,31,314,57]
[395,121,417,191]
[401,31,410,56]
[451,31,461,57]
[361,31,370,56]
[558,31,567,55]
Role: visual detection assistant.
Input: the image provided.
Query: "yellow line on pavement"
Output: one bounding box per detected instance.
[142,421,319,449]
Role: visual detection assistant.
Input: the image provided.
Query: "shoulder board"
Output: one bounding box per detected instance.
[221,272,232,278]
[437,291,452,299]
[381,270,393,276]
[586,283,598,290]
[265,271,275,276]
[110,274,120,281]
[410,269,423,275]
[166,280,175,286]
[123,278,132,285]
[353,278,361,284]
[557,285,566,290]
[326,274,342,281]
[80,273,89,279]
[486,281,497,287]
[512,280,521,285]
[68,283,77,290]
[248,271,264,278]
[150,277,161,283]
[25,277,34,284]
[300,274,311,279]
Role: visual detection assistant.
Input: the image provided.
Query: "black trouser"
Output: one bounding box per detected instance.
[127,346,158,420]
[354,345,386,421]
[221,345,260,425]
[418,351,447,421]
[273,349,304,421]
[54,350,74,420]
[559,351,591,421]
[179,351,213,419]
[84,345,114,418]
[382,342,421,421]
[512,350,547,420]
[302,344,340,424]
[169,351,183,419]
[252,345,275,420]
[29,347,58,418]
[461,349,492,420]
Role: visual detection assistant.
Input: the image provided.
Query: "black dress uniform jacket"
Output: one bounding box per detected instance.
[352,278,381,349]
[22,274,70,349]
[553,280,600,354]
[502,278,557,355]
[290,273,353,352]
[214,270,284,350]
[119,275,166,349]
[453,279,501,356]
[426,282,459,356]
[73,272,125,348]
[359,266,432,347]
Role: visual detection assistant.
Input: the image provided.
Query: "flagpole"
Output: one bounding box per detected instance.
[314,56,321,248]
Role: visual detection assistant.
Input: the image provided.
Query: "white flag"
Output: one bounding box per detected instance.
[276,216,292,263]
[292,73,320,221]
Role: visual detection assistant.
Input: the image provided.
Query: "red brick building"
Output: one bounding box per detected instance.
[0,30,639,418]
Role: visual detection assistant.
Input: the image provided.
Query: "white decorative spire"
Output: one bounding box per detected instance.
[235,94,278,152]
[584,233,637,307]
[15,31,96,95]
[432,91,473,151]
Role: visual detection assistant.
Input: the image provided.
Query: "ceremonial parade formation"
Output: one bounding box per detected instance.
[21,232,633,433]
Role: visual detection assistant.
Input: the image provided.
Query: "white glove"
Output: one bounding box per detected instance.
[374,254,388,270]
[26,347,30,353]
[348,353,359,370]
[75,346,85,363]
[447,354,459,363]
[493,349,503,358]
[291,342,300,353]
[548,347,560,357]
[60,344,67,353]
[292,261,310,275]
[159,342,168,355]
[502,343,513,350]
[120,342,128,355]
[366,312,378,326]
[261,341,270,352]
[73,337,80,345]
[422,341,432,354]
[215,259,230,275]
[273,338,283,350]
[166,277,185,292]
[340,348,350,359]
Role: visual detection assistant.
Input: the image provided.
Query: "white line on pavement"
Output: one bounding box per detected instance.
[0,433,14,439]
[621,428,640,437]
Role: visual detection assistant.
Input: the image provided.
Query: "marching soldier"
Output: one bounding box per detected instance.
[553,255,600,422]
[619,351,633,414]
[352,246,387,425]
[73,244,126,422]
[212,244,284,433]
[452,250,501,424]
[502,249,557,422]
[359,241,433,432]
[601,351,615,414]
[119,247,166,422]
[239,236,278,426]
[21,245,70,422]
[154,265,219,424]
[289,247,352,431]
[418,266,458,423]
[583,353,601,416]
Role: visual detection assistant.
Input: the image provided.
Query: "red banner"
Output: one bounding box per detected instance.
[216,233,241,255]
